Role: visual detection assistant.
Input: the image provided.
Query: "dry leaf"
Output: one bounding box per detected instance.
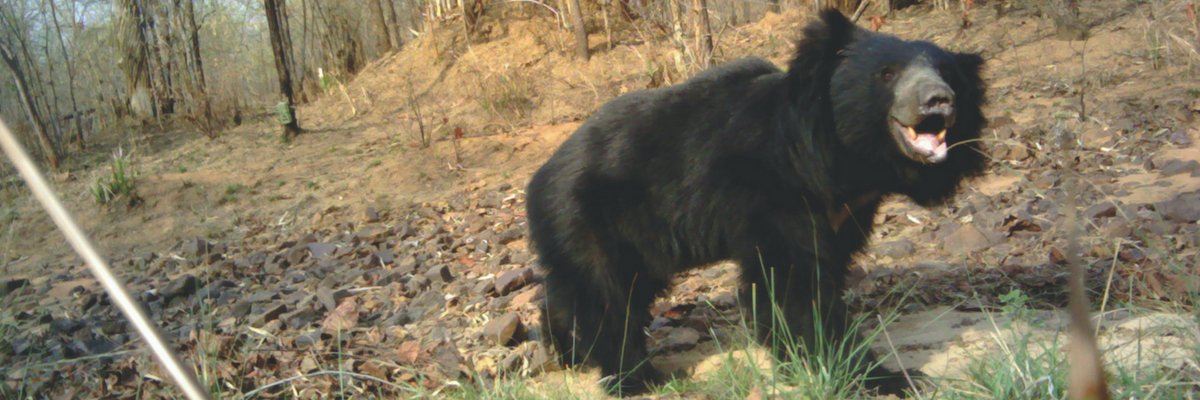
[398,340,421,363]
[322,297,359,333]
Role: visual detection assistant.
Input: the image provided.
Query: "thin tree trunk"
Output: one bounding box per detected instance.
[48,0,84,150]
[369,0,393,52]
[265,0,300,137]
[602,0,612,50]
[386,0,404,47]
[694,0,713,68]
[183,0,214,137]
[41,36,64,138]
[570,0,588,61]
[0,42,60,169]
[668,0,684,46]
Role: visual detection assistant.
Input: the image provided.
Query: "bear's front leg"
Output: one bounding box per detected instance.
[736,218,914,397]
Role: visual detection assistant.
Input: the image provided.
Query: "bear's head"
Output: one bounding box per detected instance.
[787,9,987,206]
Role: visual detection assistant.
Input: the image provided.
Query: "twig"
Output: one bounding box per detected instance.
[851,0,872,23]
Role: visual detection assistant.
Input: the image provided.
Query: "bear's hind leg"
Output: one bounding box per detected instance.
[540,243,668,396]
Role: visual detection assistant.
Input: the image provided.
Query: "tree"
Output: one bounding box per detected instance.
[265,0,301,138]
[369,0,393,52]
[182,0,215,138]
[48,0,85,150]
[0,2,61,169]
[569,0,587,61]
[0,39,60,170]
[116,0,156,119]
[694,0,713,68]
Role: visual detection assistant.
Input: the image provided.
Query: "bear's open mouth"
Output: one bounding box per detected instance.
[892,115,948,163]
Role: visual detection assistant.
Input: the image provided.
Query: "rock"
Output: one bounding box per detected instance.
[940,224,994,253]
[663,327,701,351]
[282,307,320,329]
[495,268,533,296]
[161,275,199,303]
[181,238,213,258]
[307,243,338,259]
[317,286,353,312]
[50,319,86,334]
[872,239,915,259]
[364,207,381,223]
[404,275,432,296]
[393,255,419,275]
[1155,194,1200,223]
[499,352,523,375]
[424,264,454,283]
[481,313,526,346]
[369,249,395,267]
[529,344,561,375]
[1158,160,1200,177]
[1,279,30,296]
[231,300,253,318]
[1084,201,1119,220]
[406,290,445,321]
[252,304,289,328]
[496,228,524,244]
[435,346,466,379]
[1169,130,1193,146]
[284,247,309,266]
[708,292,737,310]
[472,279,496,296]
[247,291,278,303]
[510,286,542,308]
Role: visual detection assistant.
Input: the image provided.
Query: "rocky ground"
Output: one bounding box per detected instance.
[3,1,1200,398]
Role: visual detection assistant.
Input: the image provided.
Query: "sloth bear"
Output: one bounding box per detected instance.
[525,9,986,397]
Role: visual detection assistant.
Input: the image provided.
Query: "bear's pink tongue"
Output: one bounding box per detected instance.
[911,134,943,153]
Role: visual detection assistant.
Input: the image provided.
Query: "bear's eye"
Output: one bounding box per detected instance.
[881,69,895,82]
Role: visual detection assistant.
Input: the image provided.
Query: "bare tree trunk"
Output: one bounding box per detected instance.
[386,0,405,48]
[48,0,84,150]
[569,0,588,61]
[602,0,612,50]
[369,0,393,52]
[265,0,301,137]
[40,36,64,138]
[0,42,60,169]
[182,0,215,138]
[668,0,684,46]
[117,0,156,119]
[694,0,713,68]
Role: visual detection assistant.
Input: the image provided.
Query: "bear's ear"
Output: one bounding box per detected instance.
[788,9,858,85]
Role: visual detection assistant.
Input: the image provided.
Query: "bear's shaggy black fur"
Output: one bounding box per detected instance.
[525,9,987,396]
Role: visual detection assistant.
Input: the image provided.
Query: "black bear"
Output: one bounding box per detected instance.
[525,9,986,397]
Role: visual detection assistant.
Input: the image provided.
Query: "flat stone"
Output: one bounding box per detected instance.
[872,239,915,259]
[941,224,994,253]
[481,313,526,346]
[663,327,701,351]
[252,304,288,328]
[495,267,533,296]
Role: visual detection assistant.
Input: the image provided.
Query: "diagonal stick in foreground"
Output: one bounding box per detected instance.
[0,118,212,400]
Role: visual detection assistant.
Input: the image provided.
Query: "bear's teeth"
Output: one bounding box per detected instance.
[936,130,947,141]
[905,126,918,141]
